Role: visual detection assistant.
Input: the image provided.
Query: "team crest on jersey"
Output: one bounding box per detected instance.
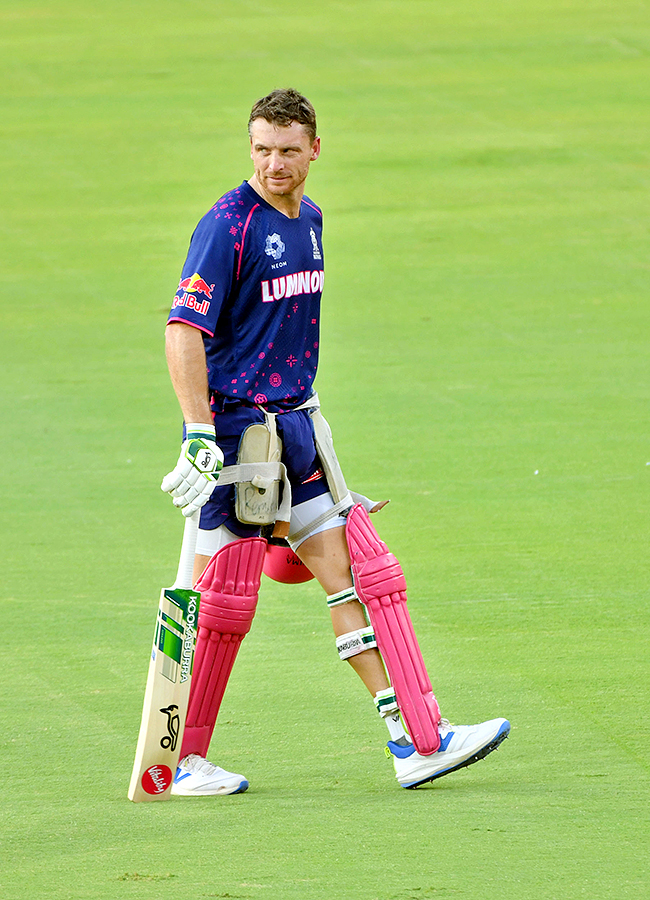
[265,233,285,260]
[310,228,322,260]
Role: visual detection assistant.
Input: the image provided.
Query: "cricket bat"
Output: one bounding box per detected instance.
[127,512,200,802]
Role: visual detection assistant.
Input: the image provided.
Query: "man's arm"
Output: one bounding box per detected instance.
[161,322,223,517]
[165,322,212,424]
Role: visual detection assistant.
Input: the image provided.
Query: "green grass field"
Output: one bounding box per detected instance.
[1,1,649,897]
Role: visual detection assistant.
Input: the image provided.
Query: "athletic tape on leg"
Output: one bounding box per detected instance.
[179,537,266,760]
[346,504,441,755]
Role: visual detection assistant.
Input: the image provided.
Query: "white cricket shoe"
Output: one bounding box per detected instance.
[388,718,510,789]
[171,754,249,796]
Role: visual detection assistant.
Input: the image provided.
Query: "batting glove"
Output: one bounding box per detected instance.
[161,423,224,517]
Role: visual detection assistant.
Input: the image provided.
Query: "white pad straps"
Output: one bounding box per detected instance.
[326,586,358,608]
[336,626,377,660]
[374,687,400,718]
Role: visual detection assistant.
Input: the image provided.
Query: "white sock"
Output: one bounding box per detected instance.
[374,687,409,742]
[385,712,408,742]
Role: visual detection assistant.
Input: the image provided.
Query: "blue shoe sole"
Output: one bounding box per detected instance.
[402,720,511,789]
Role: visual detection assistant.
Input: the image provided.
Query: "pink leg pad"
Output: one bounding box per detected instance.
[346,504,441,755]
[179,537,266,760]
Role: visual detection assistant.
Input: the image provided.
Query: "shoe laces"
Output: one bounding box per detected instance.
[182,754,221,776]
[438,718,452,732]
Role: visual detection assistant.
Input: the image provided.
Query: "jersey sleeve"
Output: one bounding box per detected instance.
[168,207,240,337]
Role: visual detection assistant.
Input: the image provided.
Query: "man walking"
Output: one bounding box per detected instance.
[162,89,510,795]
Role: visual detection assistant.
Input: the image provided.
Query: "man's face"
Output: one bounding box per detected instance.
[249,118,320,200]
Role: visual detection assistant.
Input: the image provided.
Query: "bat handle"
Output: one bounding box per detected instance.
[172,511,200,590]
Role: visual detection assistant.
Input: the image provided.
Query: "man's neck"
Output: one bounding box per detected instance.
[247,176,303,219]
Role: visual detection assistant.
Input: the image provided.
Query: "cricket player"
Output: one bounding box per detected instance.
[162,89,510,795]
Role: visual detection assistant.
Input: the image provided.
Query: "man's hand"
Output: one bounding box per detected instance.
[161,423,224,517]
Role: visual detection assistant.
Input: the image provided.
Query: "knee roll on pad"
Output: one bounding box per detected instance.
[179,537,266,760]
[336,626,377,660]
[345,504,441,755]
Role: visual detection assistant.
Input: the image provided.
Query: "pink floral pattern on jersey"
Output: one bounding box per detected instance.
[182,183,323,405]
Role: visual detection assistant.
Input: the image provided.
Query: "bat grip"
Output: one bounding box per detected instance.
[172,511,200,589]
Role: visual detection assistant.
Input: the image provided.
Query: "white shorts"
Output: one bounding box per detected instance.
[195,491,346,557]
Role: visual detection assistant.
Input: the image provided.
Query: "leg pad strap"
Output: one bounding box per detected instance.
[336,626,377,660]
[374,687,400,718]
[327,586,358,608]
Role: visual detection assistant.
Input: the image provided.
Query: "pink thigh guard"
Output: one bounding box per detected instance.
[346,505,441,755]
[179,537,266,760]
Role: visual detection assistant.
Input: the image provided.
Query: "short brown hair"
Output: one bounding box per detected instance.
[248,89,317,143]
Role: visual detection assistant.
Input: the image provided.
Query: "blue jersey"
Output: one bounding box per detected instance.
[168,180,324,407]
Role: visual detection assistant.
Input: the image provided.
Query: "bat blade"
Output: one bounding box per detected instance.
[127,586,200,801]
[128,513,200,802]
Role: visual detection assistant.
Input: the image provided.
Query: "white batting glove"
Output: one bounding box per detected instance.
[161,423,224,517]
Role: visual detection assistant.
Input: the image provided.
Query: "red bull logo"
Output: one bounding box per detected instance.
[173,272,214,316]
[177,273,215,298]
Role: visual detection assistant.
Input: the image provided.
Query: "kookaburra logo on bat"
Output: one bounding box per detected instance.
[159,705,180,751]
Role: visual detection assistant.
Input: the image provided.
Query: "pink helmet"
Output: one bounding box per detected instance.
[263,540,314,584]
